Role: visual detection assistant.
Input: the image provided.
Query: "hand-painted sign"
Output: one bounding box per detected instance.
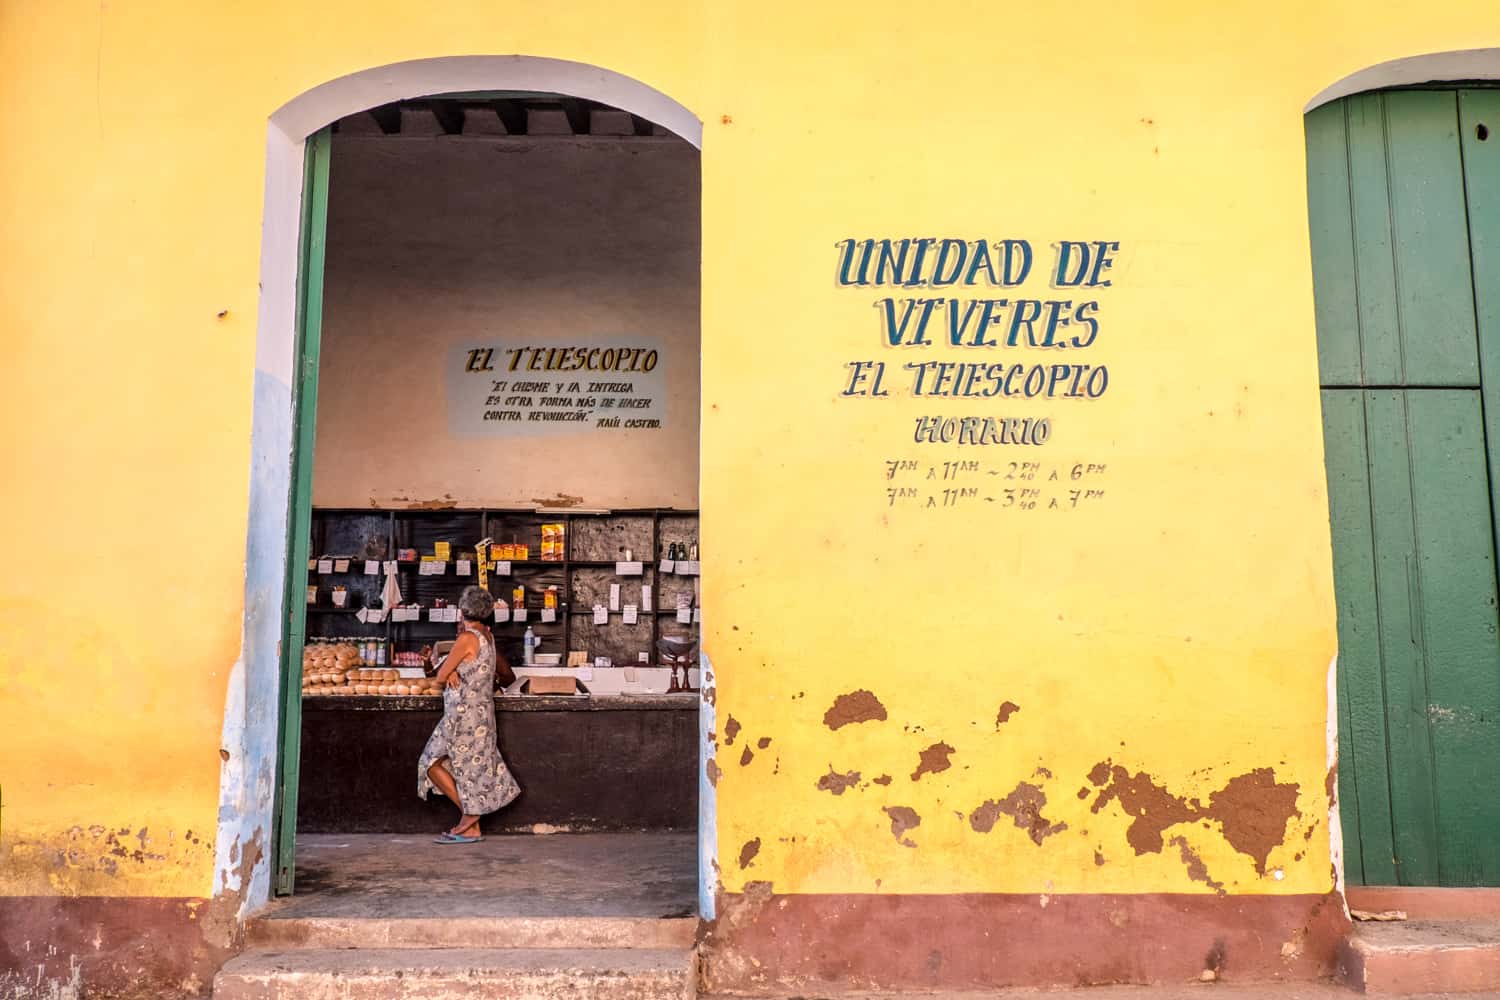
[448,341,666,436]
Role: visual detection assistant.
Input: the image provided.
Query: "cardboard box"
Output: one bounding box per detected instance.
[528,675,577,696]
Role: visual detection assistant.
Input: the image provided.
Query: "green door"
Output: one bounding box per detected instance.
[1309,90,1500,886]
[271,127,332,896]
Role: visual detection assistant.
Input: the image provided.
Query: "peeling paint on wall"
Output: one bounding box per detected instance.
[823,690,887,730]
[816,768,862,795]
[1089,760,1301,874]
[910,742,955,781]
[883,806,921,847]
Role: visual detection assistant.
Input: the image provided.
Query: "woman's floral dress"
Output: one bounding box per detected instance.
[417,626,521,814]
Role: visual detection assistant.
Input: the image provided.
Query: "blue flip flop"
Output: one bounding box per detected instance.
[435,832,482,844]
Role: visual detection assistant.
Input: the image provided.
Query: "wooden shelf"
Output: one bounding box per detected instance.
[307,506,700,668]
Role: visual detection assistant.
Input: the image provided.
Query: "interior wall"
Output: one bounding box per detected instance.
[313,134,701,509]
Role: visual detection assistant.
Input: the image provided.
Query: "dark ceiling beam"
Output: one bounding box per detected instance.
[493,100,527,136]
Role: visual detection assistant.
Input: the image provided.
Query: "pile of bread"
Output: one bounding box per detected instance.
[300,643,443,697]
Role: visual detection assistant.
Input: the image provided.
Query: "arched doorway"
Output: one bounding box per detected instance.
[216,57,712,920]
[1306,80,1500,886]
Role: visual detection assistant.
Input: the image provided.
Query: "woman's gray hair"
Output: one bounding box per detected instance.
[458,585,494,622]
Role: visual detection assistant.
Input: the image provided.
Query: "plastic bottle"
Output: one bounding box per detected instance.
[523,626,537,666]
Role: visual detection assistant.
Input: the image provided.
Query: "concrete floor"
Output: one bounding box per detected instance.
[273,832,697,919]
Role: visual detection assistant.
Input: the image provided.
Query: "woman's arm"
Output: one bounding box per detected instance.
[436,632,478,687]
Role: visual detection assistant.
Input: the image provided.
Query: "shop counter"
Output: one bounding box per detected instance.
[296,694,700,834]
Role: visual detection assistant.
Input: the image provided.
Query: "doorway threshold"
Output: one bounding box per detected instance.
[248,832,698,950]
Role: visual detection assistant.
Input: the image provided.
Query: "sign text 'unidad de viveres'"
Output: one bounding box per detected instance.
[835,237,1120,448]
[449,342,666,437]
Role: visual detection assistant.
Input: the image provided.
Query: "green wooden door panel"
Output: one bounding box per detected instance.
[1344,94,1405,385]
[1312,92,1480,387]
[1362,389,1441,884]
[1320,389,1394,884]
[272,128,332,896]
[1383,92,1480,387]
[1307,104,1362,385]
[1402,389,1500,885]
[1461,91,1500,546]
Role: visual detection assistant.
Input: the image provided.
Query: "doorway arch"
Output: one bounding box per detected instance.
[216,55,706,918]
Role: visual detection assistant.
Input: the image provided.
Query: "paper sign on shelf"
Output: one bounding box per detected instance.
[334,559,350,573]
[641,585,653,612]
[355,609,369,623]
[677,606,693,624]
[513,608,528,622]
[495,607,510,623]
[383,560,397,574]
[623,605,638,625]
[456,560,470,575]
[364,560,379,575]
[616,561,644,575]
[678,560,701,576]
[317,559,333,574]
[428,608,442,621]
[693,607,702,623]
[541,608,557,623]
[659,559,675,573]
[593,605,608,625]
[492,561,511,576]
[609,584,621,611]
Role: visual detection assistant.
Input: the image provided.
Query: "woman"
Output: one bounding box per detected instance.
[417,585,520,843]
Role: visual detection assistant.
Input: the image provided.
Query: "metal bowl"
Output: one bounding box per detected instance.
[656,636,698,660]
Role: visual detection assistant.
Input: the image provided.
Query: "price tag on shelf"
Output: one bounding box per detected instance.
[432,561,446,575]
[383,560,397,574]
[334,559,350,573]
[364,560,379,575]
[693,607,702,623]
[676,606,693,624]
[609,584,621,611]
[616,561,644,576]
[492,561,511,576]
[593,605,609,625]
[355,608,370,623]
[513,608,528,622]
[428,608,442,622]
[623,605,638,625]
[317,559,333,574]
[541,608,557,623]
[641,585,653,612]
[678,560,701,576]
[456,559,471,575]
[659,559,675,573]
[495,606,510,623]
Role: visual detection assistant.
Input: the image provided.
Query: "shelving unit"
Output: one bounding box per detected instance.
[305,507,700,671]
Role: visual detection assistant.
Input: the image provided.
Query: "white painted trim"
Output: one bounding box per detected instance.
[221,55,704,917]
[270,55,702,149]
[1306,48,1500,111]
[1327,654,1348,911]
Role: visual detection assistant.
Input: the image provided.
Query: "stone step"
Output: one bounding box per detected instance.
[1339,919,1500,994]
[246,914,699,951]
[213,947,695,1000]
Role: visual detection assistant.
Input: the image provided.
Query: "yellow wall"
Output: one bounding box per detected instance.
[2,0,1497,901]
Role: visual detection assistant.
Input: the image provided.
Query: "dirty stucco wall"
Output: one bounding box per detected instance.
[313,136,701,510]
[4,0,1500,995]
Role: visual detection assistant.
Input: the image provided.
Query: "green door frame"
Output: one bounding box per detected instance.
[271,127,332,896]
